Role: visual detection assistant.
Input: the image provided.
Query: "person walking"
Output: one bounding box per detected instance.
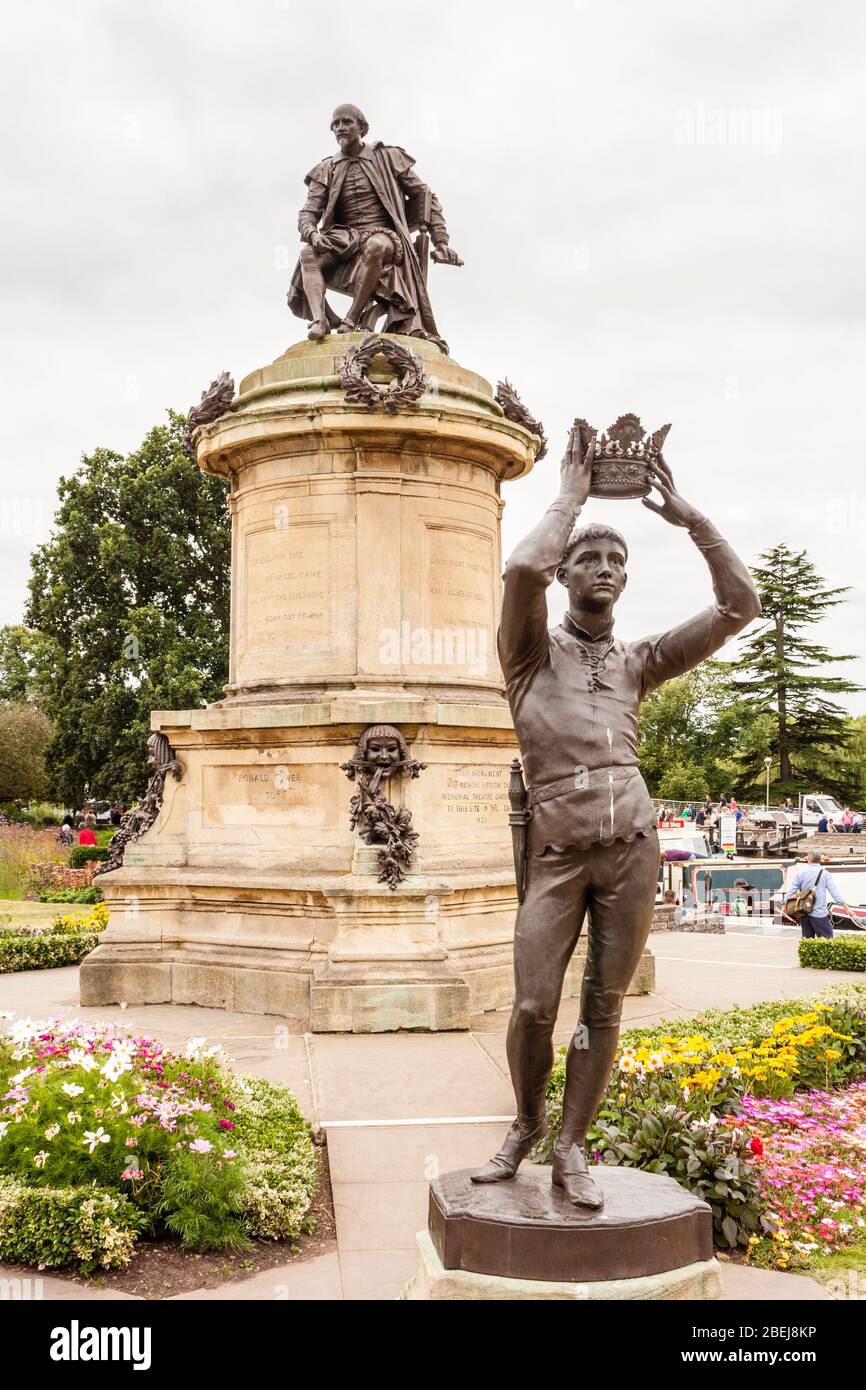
[78,824,97,848]
[785,852,853,938]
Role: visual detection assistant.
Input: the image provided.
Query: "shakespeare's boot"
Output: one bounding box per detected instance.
[551,1143,604,1209]
[337,318,361,334]
[307,317,329,341]
[470,1114,547,1184]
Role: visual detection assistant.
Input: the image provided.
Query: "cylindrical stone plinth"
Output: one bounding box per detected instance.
[81,335,656,1030]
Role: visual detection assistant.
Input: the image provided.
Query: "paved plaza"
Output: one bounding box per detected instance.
[2,930,858,1301]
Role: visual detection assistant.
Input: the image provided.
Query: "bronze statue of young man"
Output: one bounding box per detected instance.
[473,430,761,1207]
[287,104,462,348]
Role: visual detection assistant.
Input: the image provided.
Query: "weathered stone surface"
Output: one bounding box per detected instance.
[79,339,654,1030]
[401,1230,722,1301]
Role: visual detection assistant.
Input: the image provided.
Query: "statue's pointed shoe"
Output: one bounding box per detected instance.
[470,1115,547,1184]
[551,1144,605,1209]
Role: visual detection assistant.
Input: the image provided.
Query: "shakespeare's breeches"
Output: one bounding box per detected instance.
[506,831,660,1139]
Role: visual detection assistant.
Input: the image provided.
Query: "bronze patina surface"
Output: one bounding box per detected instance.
[432,1165,714,1282]
[473,428,762,1208]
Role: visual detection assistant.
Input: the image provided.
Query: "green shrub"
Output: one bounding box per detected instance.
[0,930,99,972]
[38,887,103,904]
[799,937,866,972]
[20,802,67,829]
[0,1176,143,1273]
[234,1075,318,1242]
[69,846,109,869]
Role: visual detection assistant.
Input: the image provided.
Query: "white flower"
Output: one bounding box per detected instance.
[61,1082,85,1098]
[44,1124,60,1141]
[10,1068,34,1085]
[67,1110,82,1125]
[67,1048,98,1072]
[82,1127,110,1154]
[646,1051,665,1072]
[110,1091,129,1113]
[184,1037,207,1059]
[0,1121,9,1140]
[0,1010,14,1021]
[33,1150,49,1168]
[101,1056,131,1082]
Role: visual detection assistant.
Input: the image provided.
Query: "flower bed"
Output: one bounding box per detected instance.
[728,1085,866,1270]
[0,1015,317,1272]
[539,985,866,1257]
[0,903,108,973]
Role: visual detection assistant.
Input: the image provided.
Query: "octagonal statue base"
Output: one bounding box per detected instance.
[400,1165,722,1300]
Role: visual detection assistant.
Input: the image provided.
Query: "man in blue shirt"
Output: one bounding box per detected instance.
[786,853,853,937]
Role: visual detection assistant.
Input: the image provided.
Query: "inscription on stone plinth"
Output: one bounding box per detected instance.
[425,765,511,826]
[202,763,339,829]
[427,528,494,633]
[245,523,330,650]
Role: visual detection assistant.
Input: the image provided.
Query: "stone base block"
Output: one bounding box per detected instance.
[310,960,471,1032]
[401,1230,722,1300]
[79,959,172,1007]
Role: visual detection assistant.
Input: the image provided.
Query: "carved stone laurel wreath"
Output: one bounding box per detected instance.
[495,379,548,460]
[182,371,235,459]
[340,724,426,890]
[338,334,428,414]
[94,733,183,877]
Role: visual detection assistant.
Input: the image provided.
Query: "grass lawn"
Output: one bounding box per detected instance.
[0,901,63,923]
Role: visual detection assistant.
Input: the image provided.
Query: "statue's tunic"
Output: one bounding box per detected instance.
[498,497,762,853]
[287,142,449,344]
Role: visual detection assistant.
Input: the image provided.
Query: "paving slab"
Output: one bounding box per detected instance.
[332,1179,429,1253]
[325,1121,504,1186]
[719,1261,832,1300]
[309,1032,513,1123]
[171,1248,342,1301]
[338,1248,416,1301]
[0,1266,142,1300]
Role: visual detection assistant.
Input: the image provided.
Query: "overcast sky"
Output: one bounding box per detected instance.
[2,0,864,711]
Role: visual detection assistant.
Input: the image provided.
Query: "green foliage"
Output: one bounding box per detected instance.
[729,543,862,797]
[637,662,762,800]
[0,626,53,704]
[156,1144,249,1253]
[20,802,67,828]
[0,930,100,973]
[799,937,866,973]
[69,846,109,868]
[233,1075,318,1242]
[38,886,103,904]
[0,701,54,802]
[593,1094,766,1251]
[24,414,230,806]
[0,1176,143,1273]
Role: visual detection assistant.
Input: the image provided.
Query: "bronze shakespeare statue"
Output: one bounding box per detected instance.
[473,428,761,1207]
[287,104,462,351]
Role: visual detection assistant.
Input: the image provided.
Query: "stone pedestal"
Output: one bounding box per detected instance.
[401,1166,722,1300]
[80,335,655,1029]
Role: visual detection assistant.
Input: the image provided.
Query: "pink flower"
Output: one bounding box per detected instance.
[189,1138,212,1154]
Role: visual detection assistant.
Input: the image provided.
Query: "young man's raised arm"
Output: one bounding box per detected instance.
[498,429,594,680]
[635,457,762,696]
